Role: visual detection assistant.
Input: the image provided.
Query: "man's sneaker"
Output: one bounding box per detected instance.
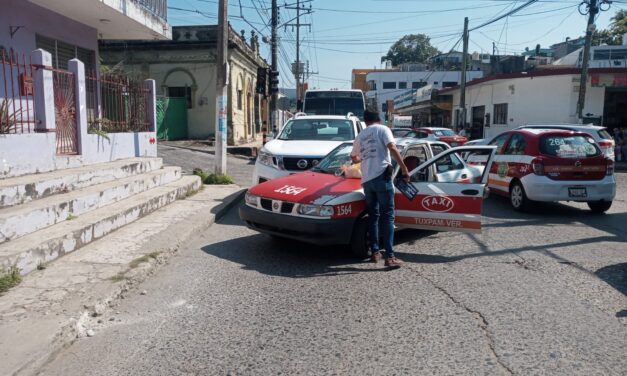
[370,251,382,263]
[384,257,404,268]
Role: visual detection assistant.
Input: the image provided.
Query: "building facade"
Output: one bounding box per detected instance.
[1,0,169,178]
[366,70,484,122]
[100,25,270,145]
[437,68,626,140]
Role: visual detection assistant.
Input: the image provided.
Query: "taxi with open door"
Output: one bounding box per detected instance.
[239,141,497,258]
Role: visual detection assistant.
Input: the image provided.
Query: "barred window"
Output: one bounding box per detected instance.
[35,34,96,72]
[493,103,508,125]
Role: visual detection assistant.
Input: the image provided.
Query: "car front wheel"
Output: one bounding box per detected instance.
[510,181,531,212]
[587,200,612,214]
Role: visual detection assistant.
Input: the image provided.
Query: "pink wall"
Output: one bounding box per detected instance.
[0,0,98,57]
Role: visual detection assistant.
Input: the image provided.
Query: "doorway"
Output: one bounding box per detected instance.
[471,105,485,140]
[603,88,627,130]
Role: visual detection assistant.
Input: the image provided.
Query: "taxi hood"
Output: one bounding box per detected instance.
[249,172,363,205]
[263,140,345,157]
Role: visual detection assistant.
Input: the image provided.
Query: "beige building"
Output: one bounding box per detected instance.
[100,25,269,145]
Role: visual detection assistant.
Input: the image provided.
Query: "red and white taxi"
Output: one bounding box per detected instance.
[239,142,496,258]
[486,129,616,213]
[396,127,468,149]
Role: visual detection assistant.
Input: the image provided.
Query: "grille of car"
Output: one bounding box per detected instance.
[259,199,295,214]
[282,157,321,171]
[260,198,273,211]
[281,202,295,213]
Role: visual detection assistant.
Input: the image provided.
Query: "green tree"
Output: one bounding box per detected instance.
[593,9,626,45]
[382,34,440,66]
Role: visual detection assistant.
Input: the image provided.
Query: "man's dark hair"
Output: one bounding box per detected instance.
[364,108,380,123]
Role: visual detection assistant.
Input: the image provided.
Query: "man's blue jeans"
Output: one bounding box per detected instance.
[362,172,395,258]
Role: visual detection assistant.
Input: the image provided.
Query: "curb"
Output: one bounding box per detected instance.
[10,186,246,376]
[160,143,257,159]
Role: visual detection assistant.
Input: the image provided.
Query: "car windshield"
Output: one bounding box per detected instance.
[540,135,601,158]
[433,129,456,137]
[304,98,365,119]
[311,143,354,175]
[277,119,355,141]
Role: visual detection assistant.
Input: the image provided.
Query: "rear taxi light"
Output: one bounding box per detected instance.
[606,159,614,176]
[532,159,544,176]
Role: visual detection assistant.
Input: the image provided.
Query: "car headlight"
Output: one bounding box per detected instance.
[258,150,277,167]
[297,204,334,217]
[245,192,259,207]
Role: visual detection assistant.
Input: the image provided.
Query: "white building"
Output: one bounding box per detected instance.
[1,0,170,178]
[439,68,626,140]
[365,70,483,121]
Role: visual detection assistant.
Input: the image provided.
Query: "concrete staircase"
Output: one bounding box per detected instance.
[0,158,201,275]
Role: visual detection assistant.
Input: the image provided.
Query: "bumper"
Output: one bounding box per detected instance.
[239,205,356,245]
[522,174,616,202]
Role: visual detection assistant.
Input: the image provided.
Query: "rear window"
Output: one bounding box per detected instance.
[540,135,600,158]
[597,129,612,140]
[433,129,456,137]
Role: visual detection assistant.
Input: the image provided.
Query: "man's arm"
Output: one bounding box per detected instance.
[350,138,361,162]
[387,142,410,181]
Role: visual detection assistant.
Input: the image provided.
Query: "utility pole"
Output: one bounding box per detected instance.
[296,0,301,104]
[270,0,279,134]
[215,0,228,174]
[285,1,311,110]
[458,17,469,133]
[577,0,599,120]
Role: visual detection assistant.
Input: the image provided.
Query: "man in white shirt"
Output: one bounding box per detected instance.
[351,109,410,268]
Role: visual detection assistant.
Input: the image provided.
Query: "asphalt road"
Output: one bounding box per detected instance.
[40,173,627,375]
[158,144,256,187]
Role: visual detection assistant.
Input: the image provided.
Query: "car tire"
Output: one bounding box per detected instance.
[509,181,531,212]
[587,200,612,214]
[350,217,370,260]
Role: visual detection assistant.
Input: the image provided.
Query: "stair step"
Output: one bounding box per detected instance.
[0,175,201,275]
[0,158,162,208]
[0,167,181,243]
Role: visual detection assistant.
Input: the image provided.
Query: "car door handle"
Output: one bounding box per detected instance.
[461,189,479,196]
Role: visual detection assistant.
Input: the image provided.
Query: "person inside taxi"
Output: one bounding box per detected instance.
[351,109,410,268]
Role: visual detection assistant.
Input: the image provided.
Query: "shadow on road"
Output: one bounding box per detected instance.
[484,196,627,242]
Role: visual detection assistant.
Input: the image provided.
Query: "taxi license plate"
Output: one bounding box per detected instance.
[568,187,587,198]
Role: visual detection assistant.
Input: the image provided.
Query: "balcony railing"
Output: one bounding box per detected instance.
[133,0,168,21]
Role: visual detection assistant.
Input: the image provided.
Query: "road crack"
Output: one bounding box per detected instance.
[407,266,514,375]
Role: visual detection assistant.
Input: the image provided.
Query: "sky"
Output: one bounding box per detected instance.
[168,0,626,90]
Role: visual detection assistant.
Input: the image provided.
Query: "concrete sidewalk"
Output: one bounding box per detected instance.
[160,140,262,158]
[0,185,245,376]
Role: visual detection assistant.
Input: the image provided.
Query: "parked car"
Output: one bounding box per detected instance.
[392,128,412,138]
[240,141,496,258]
[253,114,363,185]
[486,128,616,213]
[396,127,468,148]
[516,124,615,160]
